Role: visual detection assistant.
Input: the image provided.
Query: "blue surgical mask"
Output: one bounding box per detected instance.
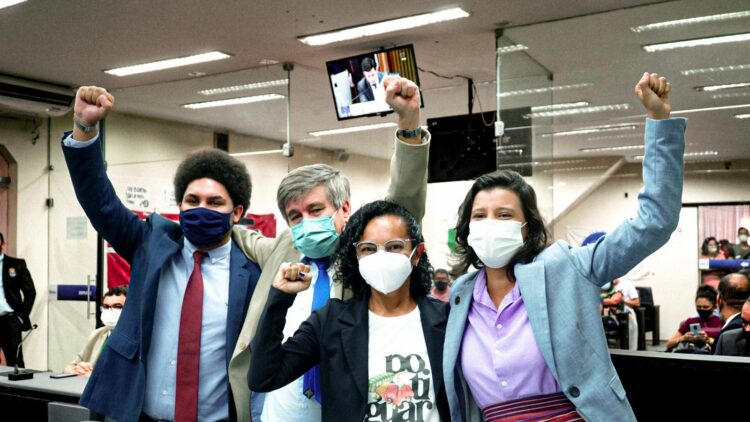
[601,282,612,291]
[179,207,233,247]
[290,215,339,259]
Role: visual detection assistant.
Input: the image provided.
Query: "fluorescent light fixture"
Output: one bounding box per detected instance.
[543,123,639,137]
[543,166,610,174]
[580,145,644,153]
[497,83,592,98]
[631,11,750,32]
[0,0,26,10]
[496,44,528,54]
[681,63,750,75]
[587,133,642,142]
[671,103,750,115]
[309,122,397,137]
[634,150,718,160]
[497,159,586,169]
[198,79,288,95]
[712,91,750,99]
[104,51,231,77]
[530,101,590,112]
[298,7,469,46]
[182,93,284,109]
[230,149,284,157]
[643,32,750,52]
[525,103,629,119]
[734,113,750,119]
[695,82,750,92]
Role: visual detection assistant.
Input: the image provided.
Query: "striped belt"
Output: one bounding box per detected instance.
[482,392,582,422]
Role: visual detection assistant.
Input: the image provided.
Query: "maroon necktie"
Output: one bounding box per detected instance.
[175,250,206,422]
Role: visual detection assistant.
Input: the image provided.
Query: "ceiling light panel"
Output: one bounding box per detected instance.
[712,92,750,100]
[734,113,750,119]
[182,93,284,109]
[631,10,750,32]
[298,7,469,46]
[643,33,750,52]
[525,104,629,119]
[0,0,26,10]
[694,82,750,92]
[543,123,639,137]
[580,145,644,153]
[198,79,288,95]
[496,44,528,54]
[681,63,750,75]
[530,101,590,112]
[309,122,398,137]
[672,103,750,114]
[105,51,231,77]
[497,83,592,98]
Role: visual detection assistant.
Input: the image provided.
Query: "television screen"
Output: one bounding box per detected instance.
[325,44,422,120]
[427,108,532,183]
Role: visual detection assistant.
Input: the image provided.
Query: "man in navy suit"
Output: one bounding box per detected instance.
[716,272,750,337]
[62,86,261,422]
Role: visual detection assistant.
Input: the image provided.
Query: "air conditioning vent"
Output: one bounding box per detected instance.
[0,75,75,117]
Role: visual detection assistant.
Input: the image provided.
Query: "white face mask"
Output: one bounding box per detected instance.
[467,219,526,269]
[101,308,121,328]
[740,234,749,243]
[358,249,415,295]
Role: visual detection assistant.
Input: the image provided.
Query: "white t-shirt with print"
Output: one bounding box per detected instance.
[364,306,440,422]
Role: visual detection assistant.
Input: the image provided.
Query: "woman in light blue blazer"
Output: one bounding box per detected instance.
[443,73,686,422]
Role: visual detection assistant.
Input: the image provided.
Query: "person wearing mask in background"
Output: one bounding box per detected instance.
[700,236,727,260]
[63,86,262,422]
[666,285,723,352]
[714,297,750,356]
[715,272,750,345]
[250,200,449,421]
[729,227,750,259]
[601,279,640,351]
[430,268,452,302]
[443,73,685,421]
[230,76,427,422]
[0,231,36,368]
[65,286,128,375]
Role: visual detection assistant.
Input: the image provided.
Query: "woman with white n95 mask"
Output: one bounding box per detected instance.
[443,72,687,422]
[250,200,450,422]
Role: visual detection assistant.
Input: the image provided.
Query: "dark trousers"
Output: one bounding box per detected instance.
[0,313,24,367]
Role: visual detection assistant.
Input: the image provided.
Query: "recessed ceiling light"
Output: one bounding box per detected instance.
[0,0,26,10]
[542,123,639,137]
[525,104,629,119]
[580,145,644,153]
[543,166,611,173]
[530,101,590,112]
[496,44,528,54]
[695,82,750,92]
[586,133,642,142]
[643,32,750,52]
[182,93,284,109]
[309,122,398,137]
[633,150,719,160]
[497,159,586,169]
[230,149,284,157]
[631,11,750,32]
[298,7,469,46]
[681,63,750,75]
[105,51,231,77]
[497,83,592,98]
[671,103,750,114]
[712,91,750,100]
[735,113,750,119]
[198,79,288,95]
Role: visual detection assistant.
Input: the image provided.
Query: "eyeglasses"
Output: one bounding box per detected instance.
[101,304,124,311]
[353,238,413,258]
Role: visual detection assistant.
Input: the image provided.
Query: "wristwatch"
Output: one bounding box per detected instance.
[396,127,422,138]
[74,115,98,133]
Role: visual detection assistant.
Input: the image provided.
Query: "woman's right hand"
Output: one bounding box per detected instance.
[273,262,312,294]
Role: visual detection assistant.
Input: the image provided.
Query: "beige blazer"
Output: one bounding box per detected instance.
[64,326,111,374]
[227,133,430,421]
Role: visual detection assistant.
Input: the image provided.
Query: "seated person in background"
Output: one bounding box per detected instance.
[666,285,722,352]
[719,239,732,259]
[429,268,451,302]
[65,286,128,375]
[716,272,750,339]
[729,227,750,259]
[714,296,750,357]
[700,236,727,260]
[601,279,640,350]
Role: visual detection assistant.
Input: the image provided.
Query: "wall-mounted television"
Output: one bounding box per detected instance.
[325,44,423,121]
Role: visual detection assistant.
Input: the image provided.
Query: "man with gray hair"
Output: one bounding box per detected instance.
[227,76,429,421]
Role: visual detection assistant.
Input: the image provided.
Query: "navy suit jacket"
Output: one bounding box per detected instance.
[62,135,260,422]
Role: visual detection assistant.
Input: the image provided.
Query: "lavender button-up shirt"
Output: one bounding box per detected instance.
[460,269,559,409]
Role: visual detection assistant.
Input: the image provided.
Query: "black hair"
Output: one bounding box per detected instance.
[696,285,717,306]
[739,227,749,235]
[334,200,431,299]
[361,57,376,72]
[718,272,750,309]
[0,231,4,243]
[174,149,251,212]
[451,170,549,278]
[701,236,719,256]
[434,268,450,278]
[104,285,128,298]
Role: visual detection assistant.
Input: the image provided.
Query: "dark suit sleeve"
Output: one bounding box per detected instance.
[62,134,147,263]
[17,259,35,316]
[249,287,322,392]
[715,332,728,355]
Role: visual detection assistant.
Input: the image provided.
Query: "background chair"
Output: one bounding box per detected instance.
[635,286,660,348]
